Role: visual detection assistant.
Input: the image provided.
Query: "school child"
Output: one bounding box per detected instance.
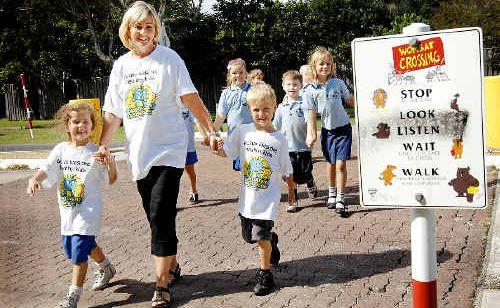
[247,68,265,85]
[299,64,314,90]
[214,58,254,171]
[303,46,355,215]
[214,83,295,296]
[273,70,318,213]
[181,106,207,204]
[26,102,117,308]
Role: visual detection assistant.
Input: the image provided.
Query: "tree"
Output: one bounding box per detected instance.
[431,0,499,73]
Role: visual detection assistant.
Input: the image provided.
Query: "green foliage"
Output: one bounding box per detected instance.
[431,0,499,73]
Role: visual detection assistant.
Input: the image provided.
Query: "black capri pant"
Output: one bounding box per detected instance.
[137,166,184,256]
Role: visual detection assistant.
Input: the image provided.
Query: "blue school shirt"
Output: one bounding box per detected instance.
[217,82,253,135]
[303,78,350,130]
[181,107,196,153]
[273,96,309,152]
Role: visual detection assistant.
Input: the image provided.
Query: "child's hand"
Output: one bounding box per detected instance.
[93,145,110,164]
[27,177,41,196]
[201,136,210,146]
[306,134,316,148]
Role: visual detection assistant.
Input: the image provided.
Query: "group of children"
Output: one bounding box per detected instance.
[26,29,354,308]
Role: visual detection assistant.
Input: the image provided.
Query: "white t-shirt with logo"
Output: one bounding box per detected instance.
[103,45,198,180]
[41,142,108,236]
[224,124,293,221]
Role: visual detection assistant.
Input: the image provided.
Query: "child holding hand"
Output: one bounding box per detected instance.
[27,101,117,308]
[214,83,295,296]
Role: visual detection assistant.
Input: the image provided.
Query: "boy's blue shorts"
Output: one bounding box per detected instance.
[61,234,97,264]
[186,151,198,165]
[321,124,352,163]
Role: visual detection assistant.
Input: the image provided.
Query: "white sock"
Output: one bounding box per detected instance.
[337,192,345,203]
[98,257,110,269]
[68,285,82,296]
[328,187,337,198]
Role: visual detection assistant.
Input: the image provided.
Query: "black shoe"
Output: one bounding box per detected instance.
[253,269,275,296]
[335,200,348,216]
[326,197,336,209]
[270,232,280,266]
[188,192,199,204]
[169,263,181,284]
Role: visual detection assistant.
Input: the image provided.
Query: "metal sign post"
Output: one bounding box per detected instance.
[352,23,486,307]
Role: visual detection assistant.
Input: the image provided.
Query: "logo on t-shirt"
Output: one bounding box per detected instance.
[59,174,85,208]
[244,156,272,190]
[126,84,158,119]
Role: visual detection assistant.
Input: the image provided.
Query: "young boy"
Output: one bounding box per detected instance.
[273,70,318,213]
[214,83,295,296]
[27,101,117,308]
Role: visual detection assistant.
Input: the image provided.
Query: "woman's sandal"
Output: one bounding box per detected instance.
[169,263,181,284]
[152,285,171,308]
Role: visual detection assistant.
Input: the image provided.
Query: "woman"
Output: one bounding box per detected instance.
[96,1,218,307]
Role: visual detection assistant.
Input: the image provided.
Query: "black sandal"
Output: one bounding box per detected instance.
[169,263,181,284]
[152,285,171,307]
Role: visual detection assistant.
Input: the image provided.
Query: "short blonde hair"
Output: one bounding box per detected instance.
[282,70,302,83]
[119,1,161,51]
[55,102,97,141]
[308,46,336,81]
[246,83,276,107]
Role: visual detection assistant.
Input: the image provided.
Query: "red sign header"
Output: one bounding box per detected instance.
[392,37,445,74]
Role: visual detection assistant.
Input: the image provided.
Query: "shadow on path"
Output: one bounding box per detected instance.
[177,197,239,212]
[90,249,453,307]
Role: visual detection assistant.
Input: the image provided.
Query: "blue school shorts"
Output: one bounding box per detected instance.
[61,234,97,264]
[321,124,352,163]
[186,151,198,165]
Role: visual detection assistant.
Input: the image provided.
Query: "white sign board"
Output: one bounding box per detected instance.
[352,27,487,208]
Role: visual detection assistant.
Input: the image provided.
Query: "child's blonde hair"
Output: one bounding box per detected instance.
[282,70,302,84]
[226,58,247,87]
[247,69,264,83]
[119,1,162,51]
[308,46,336,81]
[55,102,97,141]
[246,83,276,107]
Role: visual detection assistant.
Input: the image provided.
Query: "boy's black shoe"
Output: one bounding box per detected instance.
[253,269,275,296]
[270,232,280,266]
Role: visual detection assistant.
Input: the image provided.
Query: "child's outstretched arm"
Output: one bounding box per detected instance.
[26,169,48,196]
[106,154,118,185]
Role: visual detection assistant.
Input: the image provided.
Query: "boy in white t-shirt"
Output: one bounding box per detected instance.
[27,102,117,308]
[214,83,295,296]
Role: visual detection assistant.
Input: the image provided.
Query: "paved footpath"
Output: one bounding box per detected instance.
[0,141,494,307]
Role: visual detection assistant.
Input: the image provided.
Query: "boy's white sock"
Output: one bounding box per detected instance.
[97,257,110,269]
[68,285,82,296]
[337,192,345,202]
[328,187,337,198]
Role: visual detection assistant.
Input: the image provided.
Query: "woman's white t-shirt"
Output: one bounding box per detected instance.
[224,124,293,221]
[41,142,108,236]
[103,45,198,180]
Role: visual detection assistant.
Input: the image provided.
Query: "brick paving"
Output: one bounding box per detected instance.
[0,141,492,307]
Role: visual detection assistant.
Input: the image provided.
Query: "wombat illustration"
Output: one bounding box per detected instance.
[372,123,390,139]
[379,165,397,186]
[448,167,479,202]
